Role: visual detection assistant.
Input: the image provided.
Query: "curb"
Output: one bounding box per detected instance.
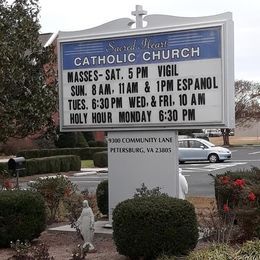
[48,221,112,235]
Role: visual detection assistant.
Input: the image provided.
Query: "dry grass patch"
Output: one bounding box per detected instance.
[210,136,260,146]
[187,196,215,210]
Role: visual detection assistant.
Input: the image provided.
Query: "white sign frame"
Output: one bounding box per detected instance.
[58,12,234,131]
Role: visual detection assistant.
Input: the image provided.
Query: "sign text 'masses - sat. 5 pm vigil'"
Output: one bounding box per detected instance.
[58,12,234,131]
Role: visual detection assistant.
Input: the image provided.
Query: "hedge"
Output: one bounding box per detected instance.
[113,196,198,259]
[0,162,8,171]
[22,155,81,176]
[2,155,81,176]
[16,147,107,160]
[93,151,108,167]
[88,140,107,147]
[0,190,46,247]
[96,180,108,215]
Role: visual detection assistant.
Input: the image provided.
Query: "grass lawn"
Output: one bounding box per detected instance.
[81,160,94,168]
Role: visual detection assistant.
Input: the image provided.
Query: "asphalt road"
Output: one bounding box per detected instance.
[68,146,260,197]
[182,146,260,197]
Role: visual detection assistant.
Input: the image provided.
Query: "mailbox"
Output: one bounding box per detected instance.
[8,157,26,171]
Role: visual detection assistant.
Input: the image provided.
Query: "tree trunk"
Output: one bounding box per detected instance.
[222,129,230,146]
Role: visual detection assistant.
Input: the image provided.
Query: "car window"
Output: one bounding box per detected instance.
[178,140,188,148]
[189,140,203,148]
[201,140,215,147]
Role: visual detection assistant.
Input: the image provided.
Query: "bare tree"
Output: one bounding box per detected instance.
[235,80,260,127]
[221,80,259,146]
[221,128,231,146]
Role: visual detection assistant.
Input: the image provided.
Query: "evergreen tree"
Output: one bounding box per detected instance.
[0,0,57,143]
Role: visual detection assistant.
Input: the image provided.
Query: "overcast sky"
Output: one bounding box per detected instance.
[39,0,260,82]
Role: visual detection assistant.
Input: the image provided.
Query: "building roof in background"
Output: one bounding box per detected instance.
[39,33,53,46]
[39,32,57,47]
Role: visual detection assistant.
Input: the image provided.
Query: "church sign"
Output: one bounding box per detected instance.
[58,7,234,221]
[58,11,234,131]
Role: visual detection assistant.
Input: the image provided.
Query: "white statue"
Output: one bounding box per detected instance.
[77,200,95,251]
[179,168,188,199]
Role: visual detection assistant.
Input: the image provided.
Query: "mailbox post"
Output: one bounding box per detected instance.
[8,157,26,189]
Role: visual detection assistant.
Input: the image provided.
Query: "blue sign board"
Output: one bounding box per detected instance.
[61,26,221,70]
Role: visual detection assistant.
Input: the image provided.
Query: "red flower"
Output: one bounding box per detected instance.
[220,176,230,184]
[248,192,256,201]
[3,180,13,190]
[223,203,230,212]
[234,178,245,188]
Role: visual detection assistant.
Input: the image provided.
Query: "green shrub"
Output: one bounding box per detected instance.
[17,147,107,160]
[60,157,71,172]
[197,200,239,244]
[93,151,108,167]
[214,167,260,240]
[55,132,88,148]
[113,196,198,259]
[215,167,260,209]
[82,131,94,142]
[187,243,235,260]
[28,175,77,224]
[88,140,107,147]
[0,163,10,190]
[0,190,46,247]
[0,162,8,172]
[63,193,84,226]
[70,155,82,170]
[157,255,177,260]
[24,155,81,176]
[96,180,108,215]
[187,240,260,260]
[55,132,77,148]
[134,183,167,198]
[76,132,89,148]
[238,239,260,258]
[10,240,54,259]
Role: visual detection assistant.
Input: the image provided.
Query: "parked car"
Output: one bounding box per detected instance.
[178,138,232,163]
[191,132,210,141]
[204,129,222,137]
[229,129,235,136]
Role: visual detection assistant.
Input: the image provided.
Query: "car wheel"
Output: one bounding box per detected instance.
[208,153,219,163]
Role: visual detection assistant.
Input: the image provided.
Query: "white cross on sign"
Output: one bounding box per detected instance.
[131,5,147,28]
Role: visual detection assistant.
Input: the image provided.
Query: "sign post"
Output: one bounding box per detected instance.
[108,130,178,221]
[58,6,234,222]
